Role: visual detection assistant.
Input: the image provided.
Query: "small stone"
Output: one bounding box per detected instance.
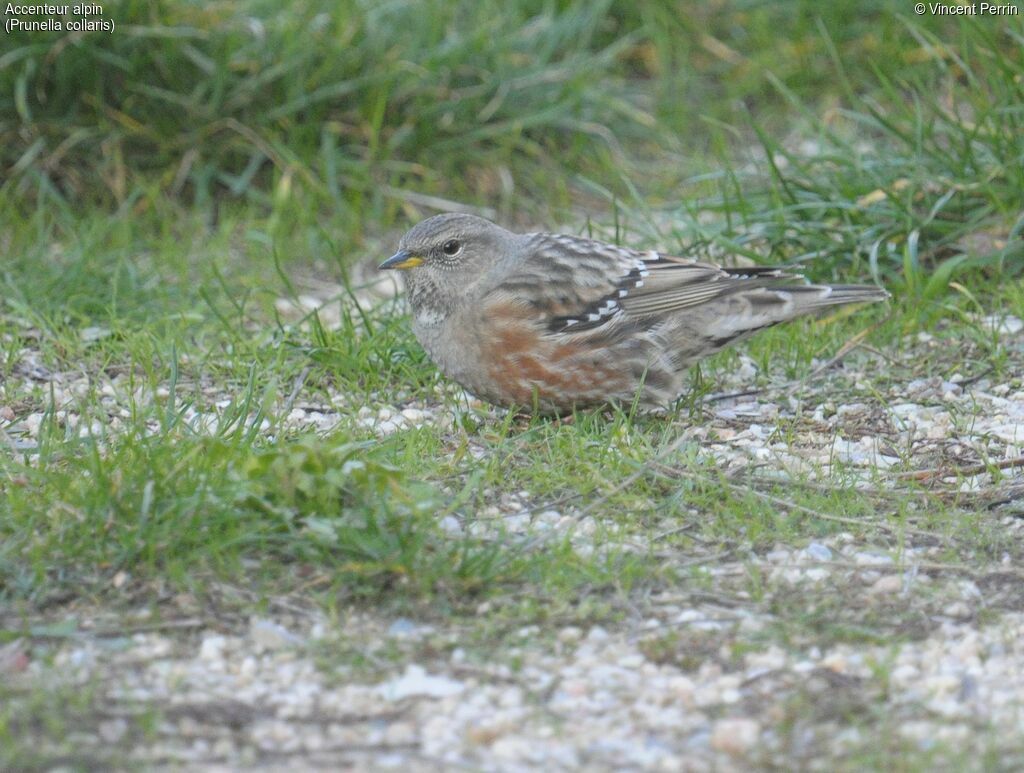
[198,634,227,662]
[80,325,111,342]
[387,618,418,637]
[401,408,428,424]
[958,580,982,599]
[376,664,465,701]
[439,515,462,534]
[802,567,831,582]
[868,575,903,595]
[943,601,971,618]
[980,314,1023,335]
[98,718,128,743]
[890,663,919,683]
[736,358,758,381]
[558,626,583,644]
[711,717,760,756]
[376,418,404,436]
[821,653,848,673]
[250,619,301,651]
[804,542,833,562]
[536,509,562,526]
[618,653,645,669]
[854,551,894,566]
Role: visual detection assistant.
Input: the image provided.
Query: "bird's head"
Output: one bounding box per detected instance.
[379,213,515,321]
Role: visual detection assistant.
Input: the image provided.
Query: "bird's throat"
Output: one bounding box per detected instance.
[408,278,451,328]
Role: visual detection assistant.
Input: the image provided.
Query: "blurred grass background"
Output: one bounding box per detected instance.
[2,0,1021,284]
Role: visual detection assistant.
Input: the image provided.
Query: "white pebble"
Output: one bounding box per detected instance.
[711,718,760,756]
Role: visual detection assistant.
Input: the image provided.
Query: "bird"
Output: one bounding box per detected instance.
[379,213,889,414]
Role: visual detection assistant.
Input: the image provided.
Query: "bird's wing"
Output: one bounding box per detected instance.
[485,232,799,333]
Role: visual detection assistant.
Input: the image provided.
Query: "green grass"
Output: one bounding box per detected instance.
[0,0,1019,618]
[1,248,1018,607]
[3,1,1024,766]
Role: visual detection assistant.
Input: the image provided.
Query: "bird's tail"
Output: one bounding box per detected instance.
[775,283,891,313]
[666,281,889,369]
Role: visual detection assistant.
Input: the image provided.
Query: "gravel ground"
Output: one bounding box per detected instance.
[5,545,1024,769]
[2,310,1023,769]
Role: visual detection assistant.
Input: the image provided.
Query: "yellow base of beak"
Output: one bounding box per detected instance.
[379,251,424,270]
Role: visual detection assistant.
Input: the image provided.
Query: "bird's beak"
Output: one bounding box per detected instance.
[378,250,424,271]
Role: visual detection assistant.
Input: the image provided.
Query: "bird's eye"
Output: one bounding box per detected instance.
[442,239,461,256]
